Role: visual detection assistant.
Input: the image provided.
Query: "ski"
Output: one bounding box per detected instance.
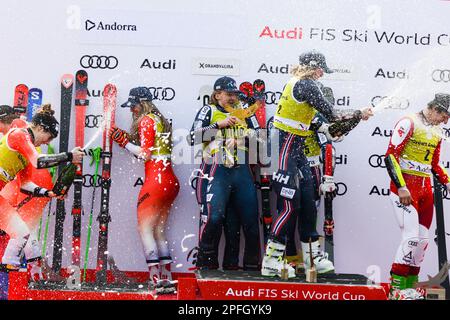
[52,74,74,273]
[95,84,117,284]
[13,84,29,116]
[323,143,335,261]
[252,79,272,244]
[71,70,89,267]
[27,88,43,121]
[433,177,450,297]
[253,79,266,128]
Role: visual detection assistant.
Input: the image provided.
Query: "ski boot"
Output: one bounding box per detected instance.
[301,241,334,274]
[147,260,160,291]
[2,235,30,272]
[27,258,64,282]
[261,240,296,278]
[389,288,425,300]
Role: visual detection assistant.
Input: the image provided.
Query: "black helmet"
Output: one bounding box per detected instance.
[31,112,59,138]
[299,50,333,73]
[429,93,450,115]
[0,105,17,122]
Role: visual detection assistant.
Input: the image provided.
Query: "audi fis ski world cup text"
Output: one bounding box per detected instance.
[225,287,365,300]
[259,25,450,46]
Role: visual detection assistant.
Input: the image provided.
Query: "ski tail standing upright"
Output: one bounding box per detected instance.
[261,50,373,278]
[27,88,43,121]
[252,79,274,245]
[52,74,74,273]
[384,93,450,300]
[13,84,29,117]
[95,84,116,284]
[71,70,88,267]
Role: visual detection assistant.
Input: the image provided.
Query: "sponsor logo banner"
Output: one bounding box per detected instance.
[80,10,248,49]
[192,57,240,76]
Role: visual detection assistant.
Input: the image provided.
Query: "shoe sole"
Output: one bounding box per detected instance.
[261,269,296,278]
[317,267,335,274]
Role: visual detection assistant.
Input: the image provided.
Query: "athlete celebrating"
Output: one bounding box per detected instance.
[262,50,373,278]
[189,76,261,271]
[0,105,59,280]
[0,104,83,269]
[110,87,179,292]
[284,86,338,267]
[385,93,450,300]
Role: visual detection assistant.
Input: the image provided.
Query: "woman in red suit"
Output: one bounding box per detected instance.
[110,87,179,291]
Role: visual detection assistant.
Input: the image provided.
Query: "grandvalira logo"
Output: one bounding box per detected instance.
[192,57,240,76]
[199,62,234,70]
[80,55,118,69]
[85,19,137,31]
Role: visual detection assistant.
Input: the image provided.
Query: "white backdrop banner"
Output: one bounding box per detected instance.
[0,0,450,284]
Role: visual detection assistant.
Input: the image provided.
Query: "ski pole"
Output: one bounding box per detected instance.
[37,144,56,242]
[82,147,102,282]
[40,144,57,256]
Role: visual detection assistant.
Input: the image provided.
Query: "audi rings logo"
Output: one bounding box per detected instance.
[265,91,282,105]
[80,55,118,69]
[371,96,410,110]
[148,87,175,101]
[82,174,104,188]
[368,154,386,168]
[432,69,450,83]
[85,115,103,128]
[442,188,450,200]
[336,182,347,196]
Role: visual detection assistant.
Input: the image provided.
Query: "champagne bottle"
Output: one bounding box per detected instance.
[53,163,77,196]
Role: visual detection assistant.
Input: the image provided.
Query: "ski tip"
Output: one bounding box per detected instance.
[103,83,117,94]
[15,84,29,90]
[61,74,75,88]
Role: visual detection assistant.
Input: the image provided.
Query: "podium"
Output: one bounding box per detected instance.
[178,270,389,300]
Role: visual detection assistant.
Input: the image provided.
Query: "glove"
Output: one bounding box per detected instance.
[110,127,129,148]
[318,123,345,142]
[319,175,337,199]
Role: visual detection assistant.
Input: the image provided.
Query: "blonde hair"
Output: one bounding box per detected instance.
[36,104,55,116]
[129,100,172,145]
[290,65,318,80]
[209,90,221,106]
